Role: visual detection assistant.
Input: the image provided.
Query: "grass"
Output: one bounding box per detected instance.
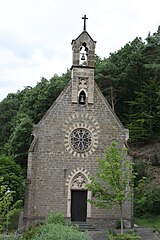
[135,215,160,232]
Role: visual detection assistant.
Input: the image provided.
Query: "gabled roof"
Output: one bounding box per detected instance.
[37,80,125,132]
[71,30,96,45]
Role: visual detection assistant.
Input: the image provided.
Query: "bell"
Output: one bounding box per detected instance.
[79,94,85,104]
[81,53,85,61]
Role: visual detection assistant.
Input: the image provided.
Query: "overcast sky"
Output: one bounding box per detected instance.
[0,0,159,101]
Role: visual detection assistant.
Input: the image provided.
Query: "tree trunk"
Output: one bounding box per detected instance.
[120,203,124,234]
[110,86,115,111]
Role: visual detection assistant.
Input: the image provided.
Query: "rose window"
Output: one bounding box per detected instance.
[70,128,92,152]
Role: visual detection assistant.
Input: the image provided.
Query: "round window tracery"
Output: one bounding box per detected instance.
[70,128,92,152]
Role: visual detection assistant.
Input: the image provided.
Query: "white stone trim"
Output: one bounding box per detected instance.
[64,123,98,157]
[66,168,92,218]
[78,88,88,98]
[64,113,100,157]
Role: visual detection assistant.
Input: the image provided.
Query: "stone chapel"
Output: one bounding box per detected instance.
[23,15,132,229]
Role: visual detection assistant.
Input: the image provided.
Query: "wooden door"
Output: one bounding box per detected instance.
[71,190,87,221]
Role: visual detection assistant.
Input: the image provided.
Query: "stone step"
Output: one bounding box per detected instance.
[136,227,160,240]
[72,221,100,231]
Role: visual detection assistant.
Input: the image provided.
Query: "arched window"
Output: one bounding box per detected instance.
[79,90,86,105]
[79,42,88,65]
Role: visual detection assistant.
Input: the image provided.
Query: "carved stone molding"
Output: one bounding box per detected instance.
[78,77,88,90]
[71,173,87,190]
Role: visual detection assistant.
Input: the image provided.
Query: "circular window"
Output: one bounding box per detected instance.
[70,128,92,152]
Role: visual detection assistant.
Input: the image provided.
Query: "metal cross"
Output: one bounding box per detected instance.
[82,15,88,31]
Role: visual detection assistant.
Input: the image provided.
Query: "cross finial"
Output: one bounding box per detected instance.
[82,15,88,31]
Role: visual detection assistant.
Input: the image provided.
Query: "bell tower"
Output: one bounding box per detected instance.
[71,15,96,104]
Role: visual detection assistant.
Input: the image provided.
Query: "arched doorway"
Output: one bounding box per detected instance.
[66,168,91,222]
[71,174,88,221]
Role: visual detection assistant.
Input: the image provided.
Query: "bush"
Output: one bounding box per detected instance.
[22,225,39,240]
[0,234,22,240]
[0,155,25,203]
[135,187,160,217]
[108,231,141,240]
[8,208,22,231]
[31,223,90,240]
[147,188,160,215]
[135,215,160,232]
[134,178,148,217]
[134,162,147,187]
[115,220,124,229]
[47,212,65,225]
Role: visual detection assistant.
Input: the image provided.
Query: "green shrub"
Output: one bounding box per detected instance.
[135,187,160,217]
[115,220,125,229]
[0,234,22,240]
[147,188,160,215]
[108,231,141,240]
[8,208,22,231]
[47,212,65,225]
[31,223,90,240]
[135,215,160,232]
[134,162,147,187]
[134,178,148,217]
[108,229,117,235]
[0,155,25,204]
[22,225,39,240]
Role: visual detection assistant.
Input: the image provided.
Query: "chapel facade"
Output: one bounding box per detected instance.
[23,15,132,229]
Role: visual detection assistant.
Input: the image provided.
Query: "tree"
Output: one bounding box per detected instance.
[0,177,13,232]
[95,37,145,122]
[0,155,24,203]
[19,72,70,124]
[4,113,33,167]
[126,79,160,143]
[0,93,22,152]
[87,142,134,234]
[0,177,23,233]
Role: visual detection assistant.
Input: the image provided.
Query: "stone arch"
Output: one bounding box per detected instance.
[79,42,88,65]
[78,90,87,105]
[78,88,88,97]
[66,168,91,218]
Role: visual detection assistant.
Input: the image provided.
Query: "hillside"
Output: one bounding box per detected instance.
[130,141,160,187]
